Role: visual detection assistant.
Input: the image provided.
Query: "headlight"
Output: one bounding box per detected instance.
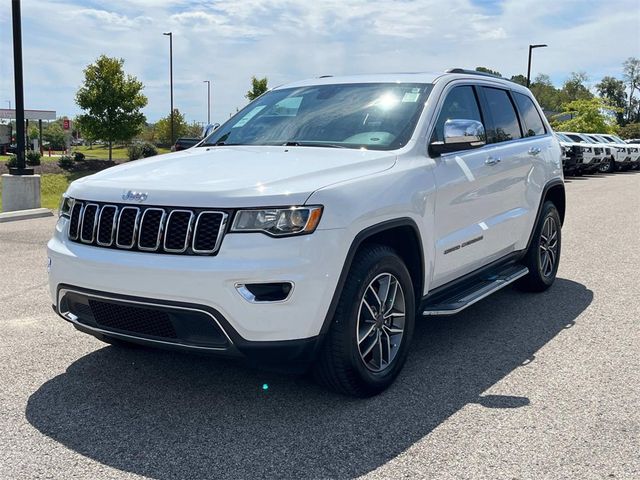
[231,206,323,236]
[59,194,74,218]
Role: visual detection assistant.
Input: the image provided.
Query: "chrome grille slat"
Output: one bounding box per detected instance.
[164,210,194,253]
[116,207,141,249]
[97,205,118,246]
[138,208,166,251]
[80,203,99,244]
[68,202,84,241]
[67,201,226,256]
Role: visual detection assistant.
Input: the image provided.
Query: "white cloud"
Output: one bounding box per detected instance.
[0,0,638,125]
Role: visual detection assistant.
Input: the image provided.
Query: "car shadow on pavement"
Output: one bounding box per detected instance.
[26,278,592,479]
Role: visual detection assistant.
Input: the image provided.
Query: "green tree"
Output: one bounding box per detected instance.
[618,122,640,139]
[155,109,188,145]
[246,76,269,101]
[596,76,627,125]
[510,74,528,86]
[622,57,640,122]
[43,121,65,150]
[75,55,148,161]
[475,66,502,77]
[559,72,593,104]
[185,121,203,138]
[553,98,617,133]
[530,74,562,112]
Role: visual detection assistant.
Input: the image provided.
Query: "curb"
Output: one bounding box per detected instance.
[0,208,54,223]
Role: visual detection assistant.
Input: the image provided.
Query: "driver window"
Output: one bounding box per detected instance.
[431,86,483,143]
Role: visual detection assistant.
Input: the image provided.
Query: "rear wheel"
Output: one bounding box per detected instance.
[314,244,415,397]
[517,201,561,292]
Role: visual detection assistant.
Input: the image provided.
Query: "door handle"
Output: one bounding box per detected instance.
[485,156,501,165]
[528,147,541,156]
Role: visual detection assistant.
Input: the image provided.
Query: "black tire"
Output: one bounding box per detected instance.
[313,244,415,397]
[516,201,561,292]
[600,156,616,173]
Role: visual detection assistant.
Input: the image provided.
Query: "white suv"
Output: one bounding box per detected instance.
[49,70,565,396]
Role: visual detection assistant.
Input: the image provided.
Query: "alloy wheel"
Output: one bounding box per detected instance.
[356,273,406,373]
[539,216,559,278]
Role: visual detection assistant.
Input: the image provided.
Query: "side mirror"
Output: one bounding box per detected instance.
[430,119,486,156]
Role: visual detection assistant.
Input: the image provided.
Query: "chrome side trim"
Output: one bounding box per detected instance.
[57,288,234,350]
[163,210,194,253]
[115,206,141,249]
[137,208,167,252]
[234,281,295,304]
[192,211,229,254]
[96,205,119,247]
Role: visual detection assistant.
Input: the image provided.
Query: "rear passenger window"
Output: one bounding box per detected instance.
[431,86,483,144]
[514,92,546,137]
[482,87,521,143]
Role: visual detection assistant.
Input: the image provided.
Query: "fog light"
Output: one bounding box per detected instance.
[235,282,294,303]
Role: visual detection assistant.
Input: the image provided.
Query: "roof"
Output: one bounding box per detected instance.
[274,70,527,92]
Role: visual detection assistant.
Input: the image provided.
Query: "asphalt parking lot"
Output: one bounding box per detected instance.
[1,172,638,480]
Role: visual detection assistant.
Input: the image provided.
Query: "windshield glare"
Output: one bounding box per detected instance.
[201,83,432,151]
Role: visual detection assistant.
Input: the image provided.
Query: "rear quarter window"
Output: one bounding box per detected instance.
[513,92,546,137]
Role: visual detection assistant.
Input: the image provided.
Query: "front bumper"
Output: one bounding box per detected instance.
[48,216,347,347]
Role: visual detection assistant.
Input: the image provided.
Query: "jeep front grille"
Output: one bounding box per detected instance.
[67,201,228,255]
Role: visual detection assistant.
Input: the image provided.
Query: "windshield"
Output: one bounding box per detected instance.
[556,133,572,143]
[565,133,587,143]
[201,83,432,151]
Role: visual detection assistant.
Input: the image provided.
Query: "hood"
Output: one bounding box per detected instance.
[68,146,396,207]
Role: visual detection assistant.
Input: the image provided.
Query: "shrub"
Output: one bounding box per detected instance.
[5,154,18,169]
[141,142,157,158]
[73,151,86,162]
[58,155,75,171]
[25,150,42,166]
[127,144,143,161]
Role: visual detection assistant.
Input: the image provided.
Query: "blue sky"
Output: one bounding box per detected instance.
[0,0,638,125]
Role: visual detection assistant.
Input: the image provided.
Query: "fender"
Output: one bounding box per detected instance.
[318,217,425,337]
[525,178,565,252]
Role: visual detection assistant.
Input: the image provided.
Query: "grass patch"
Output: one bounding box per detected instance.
[0,172,92,211]
[74,145,170,160]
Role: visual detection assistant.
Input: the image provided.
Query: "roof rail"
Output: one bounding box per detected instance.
[318,75,333,78]
[445,68,503,79]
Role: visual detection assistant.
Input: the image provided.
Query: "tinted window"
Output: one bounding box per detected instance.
[431,86,483,143]
[566,134,584,143]
[482,87,522,143]
[514,92,546,136]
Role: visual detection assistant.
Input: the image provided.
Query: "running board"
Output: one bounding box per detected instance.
[422,265,529,316]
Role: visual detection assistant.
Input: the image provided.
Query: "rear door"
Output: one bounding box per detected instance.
[431,84,520,287]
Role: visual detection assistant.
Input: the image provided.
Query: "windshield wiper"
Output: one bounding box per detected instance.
[282,141,347,149]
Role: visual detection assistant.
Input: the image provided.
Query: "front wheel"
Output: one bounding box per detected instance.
[516,201,562,292]
[599,157,615,173]
[314,244,415,397]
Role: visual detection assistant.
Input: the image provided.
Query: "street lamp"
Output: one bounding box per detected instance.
[203,80,211,124]
[163,32,174,145]
[527,44,548,87]
[10,0,30,175]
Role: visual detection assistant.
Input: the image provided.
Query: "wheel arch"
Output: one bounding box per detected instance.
[318,218,425,337]
[525,178,565,252]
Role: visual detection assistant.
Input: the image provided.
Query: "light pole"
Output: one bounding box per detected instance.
[203,80,211,124]
[163,32,174,145]
[11,0,30,175]
[527,44,548,87]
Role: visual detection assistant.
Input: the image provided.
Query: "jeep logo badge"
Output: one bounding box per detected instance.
[121,190,148,202]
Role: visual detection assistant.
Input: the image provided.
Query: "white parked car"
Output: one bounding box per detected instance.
[584,133,632,172]
[49,69,564,396]
[603,133,640,170]
[555,132,602,175]
[558,132,608,173]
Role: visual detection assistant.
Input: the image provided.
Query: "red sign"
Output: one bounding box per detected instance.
[63,119,70,130]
